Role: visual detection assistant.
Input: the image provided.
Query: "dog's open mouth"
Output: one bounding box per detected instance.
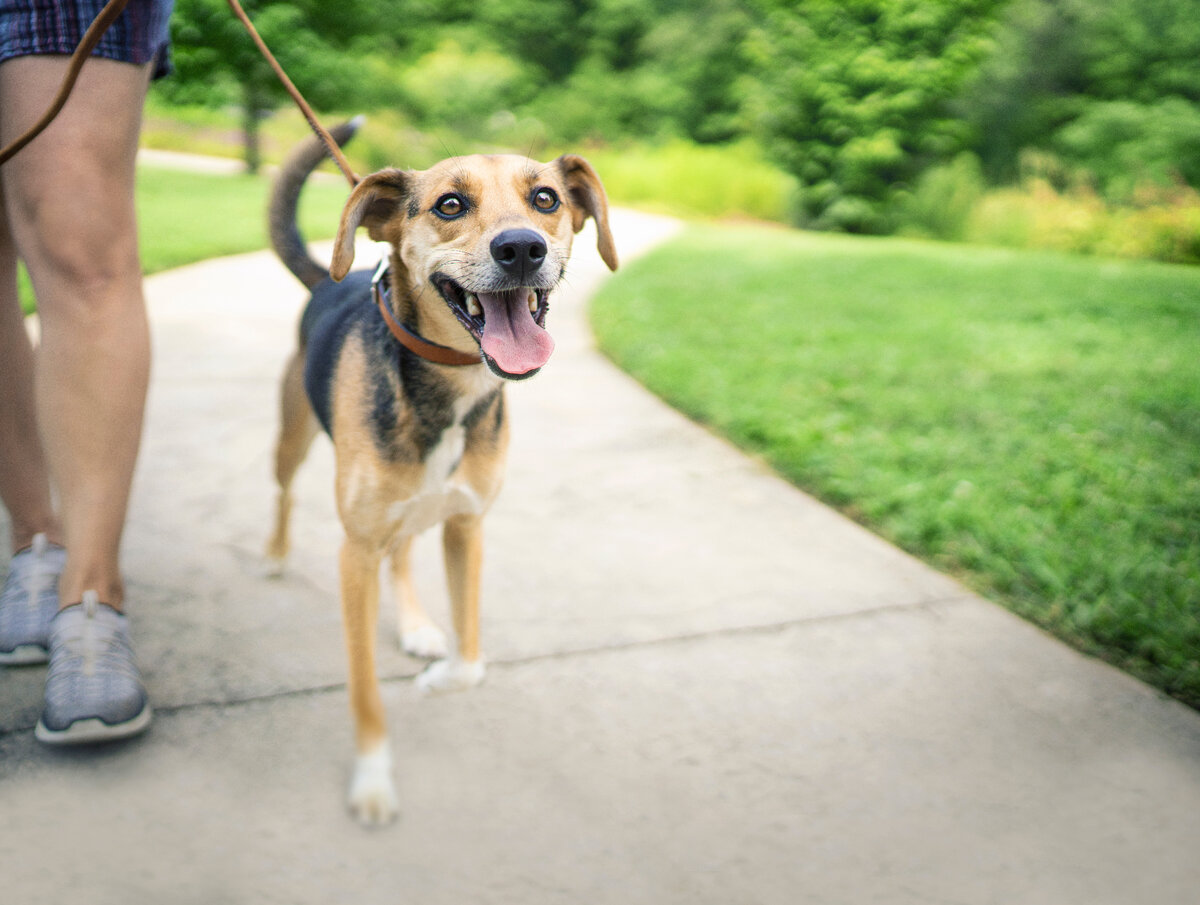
[433,275,555,378]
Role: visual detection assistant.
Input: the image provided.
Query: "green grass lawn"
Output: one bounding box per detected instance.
[136,165,350,272]
[19,163,350,314]
[590,224,1200,708]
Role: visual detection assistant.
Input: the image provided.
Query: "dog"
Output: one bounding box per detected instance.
[264,120,617,825]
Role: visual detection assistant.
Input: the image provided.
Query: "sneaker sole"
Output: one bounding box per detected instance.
[0,644,49,666]
[34,705,153,746]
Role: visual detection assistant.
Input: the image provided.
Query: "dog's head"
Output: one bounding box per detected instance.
[330,154,617,380]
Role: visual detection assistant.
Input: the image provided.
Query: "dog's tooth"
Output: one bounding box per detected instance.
[528,290,538,313]
[466,293,483,317]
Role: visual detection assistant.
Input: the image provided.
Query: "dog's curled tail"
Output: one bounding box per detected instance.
[268,116,364,290]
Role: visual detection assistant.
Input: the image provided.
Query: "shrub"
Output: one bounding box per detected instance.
[749,0,1004,233]
[965,179,1200,264]
[898,152,986,240]
[573,139,797,222]
[399,39,535,136]
[1055,98,1200,201]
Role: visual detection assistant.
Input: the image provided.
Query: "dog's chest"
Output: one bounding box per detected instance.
[343,387,496,540]
[386,420,481,536]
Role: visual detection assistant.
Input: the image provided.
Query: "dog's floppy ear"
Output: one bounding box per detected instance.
[555,155,618,272]
[330,169,410,281]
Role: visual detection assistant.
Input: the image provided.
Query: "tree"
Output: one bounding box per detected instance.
[963,0,1200,190]
[749,0,1004,232]
[960,0,1090,184]
[637,0,759,143]
[161,0,383,171]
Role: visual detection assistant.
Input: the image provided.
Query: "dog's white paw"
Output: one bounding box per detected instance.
[399,623,449,660]
[416,657,485,695]
[348,746,398,827]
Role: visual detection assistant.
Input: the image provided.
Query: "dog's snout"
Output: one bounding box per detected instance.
[490,229,547,278]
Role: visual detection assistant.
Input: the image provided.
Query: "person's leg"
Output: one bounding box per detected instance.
[0,56,152,610]
[0,193,67,664]
[0,189,61,555]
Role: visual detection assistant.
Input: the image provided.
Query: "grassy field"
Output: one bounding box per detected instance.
[590,224,1200,708]
[19,162,351,314]
[136,165,350,271]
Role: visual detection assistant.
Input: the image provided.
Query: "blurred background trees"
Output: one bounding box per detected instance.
[153,0,1200,254]
[748,0,1004,232]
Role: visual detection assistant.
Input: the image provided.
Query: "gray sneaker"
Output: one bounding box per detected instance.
[35,591,152,745]
[0,533,66,665]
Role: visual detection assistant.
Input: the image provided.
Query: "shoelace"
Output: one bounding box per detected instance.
[48,591,140,684]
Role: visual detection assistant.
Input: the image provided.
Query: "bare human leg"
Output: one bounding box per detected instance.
[0,186,60,555]
[0,56,152,611]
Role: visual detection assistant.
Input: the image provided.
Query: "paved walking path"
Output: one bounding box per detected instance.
[2,209,1198,904]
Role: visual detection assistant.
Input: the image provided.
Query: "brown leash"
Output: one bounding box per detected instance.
[222,0,357,188]
[0,0,360,189]
[0,0,132,165]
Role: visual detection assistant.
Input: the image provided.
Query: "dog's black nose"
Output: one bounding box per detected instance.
[490,229,547,279]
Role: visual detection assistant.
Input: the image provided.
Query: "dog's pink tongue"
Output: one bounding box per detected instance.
[477,292,554,374]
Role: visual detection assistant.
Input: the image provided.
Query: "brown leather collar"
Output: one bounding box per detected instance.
[371,262,481,367]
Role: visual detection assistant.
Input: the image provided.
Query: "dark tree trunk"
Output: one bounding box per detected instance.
[242,79,265,175]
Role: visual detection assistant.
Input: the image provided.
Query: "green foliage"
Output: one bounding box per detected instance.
[398,39,535,135]
[159,0,759,147]
[591,225,1200,707]
[962,0,1090,183]
[152,0,1200,250]
[748,0,1003,232]
[898,152,985,241]
[139,100,795,223]
[966,180,1200,266]
[1081,0,1200,105]
[163,0,358,109]
[157,0,391,168]
[522,59,685,143]
[1054,99,1200,201]
[626,0,757,143]
[575,139,796,221]
[965,0,1200,186]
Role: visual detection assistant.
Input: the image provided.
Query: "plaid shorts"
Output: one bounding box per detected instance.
[0,0,174,79]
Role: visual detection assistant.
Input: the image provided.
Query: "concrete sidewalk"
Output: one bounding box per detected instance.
[2,209,1198,904]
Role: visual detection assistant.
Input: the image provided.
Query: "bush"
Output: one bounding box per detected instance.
[399,39,535,136]
[965,179,1200,265]
[573,139,797,222]
[1054,98,1200,201]
[898,152,986,240]
[749,0,1004,233]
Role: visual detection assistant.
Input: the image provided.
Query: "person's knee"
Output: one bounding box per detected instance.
[12,175,141,318]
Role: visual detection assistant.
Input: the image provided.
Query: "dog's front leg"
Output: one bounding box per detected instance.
[417,514,487,693]
[340,537,397,825]
[389,534,449,659]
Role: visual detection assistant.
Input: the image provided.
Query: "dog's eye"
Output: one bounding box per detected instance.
[532,188,560,212]
[433,194,466,219]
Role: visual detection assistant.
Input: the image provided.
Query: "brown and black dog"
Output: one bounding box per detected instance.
[264,121,617,824]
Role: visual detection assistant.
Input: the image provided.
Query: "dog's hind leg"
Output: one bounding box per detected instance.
[341,537,398,825]
[416,514,486,693]
[387,534,448,660]
[266,349,318,574]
